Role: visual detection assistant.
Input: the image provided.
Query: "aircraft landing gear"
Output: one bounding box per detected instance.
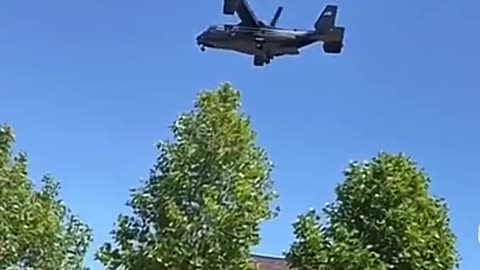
[200,46,206,52]
[253,55,272,67]
[254,56,264,66]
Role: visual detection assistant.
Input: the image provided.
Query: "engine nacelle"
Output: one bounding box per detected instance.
[223,0,240,15]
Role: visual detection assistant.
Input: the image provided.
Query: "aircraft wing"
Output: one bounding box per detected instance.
[235,0,260,27]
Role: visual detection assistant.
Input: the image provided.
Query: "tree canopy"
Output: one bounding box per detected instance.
[1,84,461,270]
[96,83,279,270]
[286,152,460,270]
[0,125,93,270]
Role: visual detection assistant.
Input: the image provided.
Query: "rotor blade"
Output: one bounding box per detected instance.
[270,6,283,26]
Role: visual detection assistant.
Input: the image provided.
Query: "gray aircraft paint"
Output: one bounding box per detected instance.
[196,0,345,66]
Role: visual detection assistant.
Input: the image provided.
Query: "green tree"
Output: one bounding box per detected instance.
[285,209,330,270]
[0,125,93,270]
[96,83,279,270]
[286,152,459,270]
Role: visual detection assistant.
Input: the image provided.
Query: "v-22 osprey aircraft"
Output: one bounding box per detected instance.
[196,0,345,66]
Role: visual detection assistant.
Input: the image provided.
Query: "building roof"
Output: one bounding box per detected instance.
[252,254,288,270]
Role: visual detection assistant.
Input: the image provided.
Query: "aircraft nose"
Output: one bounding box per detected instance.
[196,33,206,44]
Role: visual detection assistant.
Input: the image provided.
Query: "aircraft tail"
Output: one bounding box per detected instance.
[314,5,338,32]
[313,5,345,53]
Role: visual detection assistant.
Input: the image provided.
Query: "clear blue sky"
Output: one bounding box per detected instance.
[1,0,479,269]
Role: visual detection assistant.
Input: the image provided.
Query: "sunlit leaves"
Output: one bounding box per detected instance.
[96,83,278,270]
[286,152,459,270]
[0,125,92,270]
[285,209,330,270]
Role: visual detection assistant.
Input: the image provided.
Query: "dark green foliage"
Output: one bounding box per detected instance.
[285,209,330,270]
[96,84,278,270]
[0,125,93,270]
[286,152,459,270]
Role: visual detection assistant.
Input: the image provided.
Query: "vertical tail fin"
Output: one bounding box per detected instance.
[314,5,338,32]
[314,5,345,53]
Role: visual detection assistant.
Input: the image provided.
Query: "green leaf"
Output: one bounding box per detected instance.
[96,84,279,270]
[287,152,459,270]
[0,124,92,270]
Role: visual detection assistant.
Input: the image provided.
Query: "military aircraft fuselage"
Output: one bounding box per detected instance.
[196,24,318,58]
[197,0,345,66]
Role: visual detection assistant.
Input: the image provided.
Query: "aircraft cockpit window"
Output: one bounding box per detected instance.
[208,25,220,31]
[209,25,224,31]
[208,25,234,31]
